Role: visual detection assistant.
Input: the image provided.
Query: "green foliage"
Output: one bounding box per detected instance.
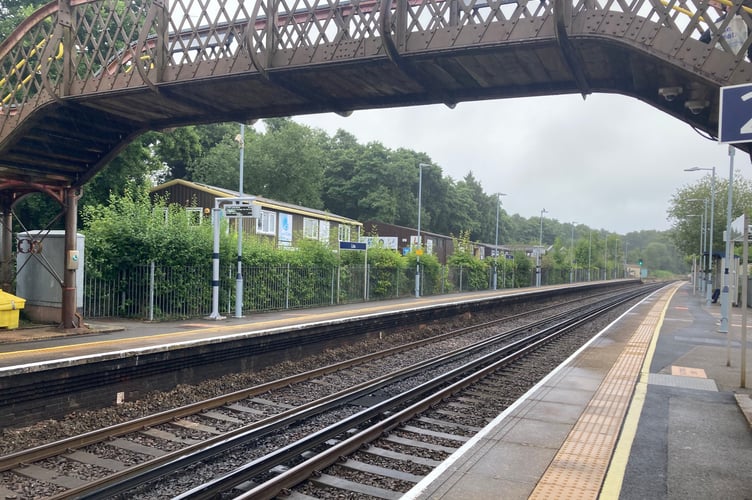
[0,0,45,40]
[11,192,64,232]
[668,170,752,266]
[367,245,406,298]
[81,184,220,277]
[153,126,203,181]
[447,231,490,290]
[405,251,442,294]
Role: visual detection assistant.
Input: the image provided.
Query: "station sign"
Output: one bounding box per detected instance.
[339,241,367,251]
[224,204,260,218]
[719,84,752,144]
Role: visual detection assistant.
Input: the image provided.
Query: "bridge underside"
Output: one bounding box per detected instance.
[1,29,744,189]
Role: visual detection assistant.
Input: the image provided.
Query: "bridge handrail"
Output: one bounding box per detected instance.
[1,0,750,119]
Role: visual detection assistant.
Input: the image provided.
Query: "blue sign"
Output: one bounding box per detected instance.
[339,241,366,251]
[719,84,752,144]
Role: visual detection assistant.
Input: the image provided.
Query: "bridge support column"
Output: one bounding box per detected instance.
[61,187,79,329]
[0,206,11,292]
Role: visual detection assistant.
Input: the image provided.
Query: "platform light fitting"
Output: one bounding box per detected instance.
[658,86,683,101]
[685,100,709,115]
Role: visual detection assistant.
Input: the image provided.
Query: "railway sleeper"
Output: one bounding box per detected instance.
[360,446,443,467]
[416,415,482,433]
[309,473,403,500]
[339,458,424,483]
[382,434,457,454]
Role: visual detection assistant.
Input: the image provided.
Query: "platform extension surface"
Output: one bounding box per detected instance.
[405,281,752,500]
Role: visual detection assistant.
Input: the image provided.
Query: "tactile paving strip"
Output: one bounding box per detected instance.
[528,285,677,499]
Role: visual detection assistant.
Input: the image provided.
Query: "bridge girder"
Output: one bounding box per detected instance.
[1,0,750,190]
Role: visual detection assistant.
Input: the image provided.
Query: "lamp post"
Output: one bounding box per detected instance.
[685,166,716,305]
[416,163,429,298]
[570,222,577,283]
[234,123,245,318]
[537,208,547,287]
[721,147,735,335]
[614,238,619,279]
[493,193,508,290]
[687,198,709,294]
[687,214,702,292]
[587,230,592,281]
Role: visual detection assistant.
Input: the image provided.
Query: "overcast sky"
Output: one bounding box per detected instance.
[292,92,750,236]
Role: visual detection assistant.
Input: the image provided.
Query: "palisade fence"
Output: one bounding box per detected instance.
[82,262,533,320]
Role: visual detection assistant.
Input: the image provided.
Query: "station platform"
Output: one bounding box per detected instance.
[404,281,752,500]
[0,281,750,499]
[0,287,536,368]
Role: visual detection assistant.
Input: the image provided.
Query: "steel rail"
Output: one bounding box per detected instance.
[43,287,648,499]
[53,295,603,498]
[0,287,612,473]
[236,285,661,499]
[150,286,659,499]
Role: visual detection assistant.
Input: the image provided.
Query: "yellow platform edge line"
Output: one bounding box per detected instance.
[599,282,681,498]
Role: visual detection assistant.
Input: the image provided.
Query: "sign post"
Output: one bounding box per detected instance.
[208,196,259,320]
[731,213,749,388]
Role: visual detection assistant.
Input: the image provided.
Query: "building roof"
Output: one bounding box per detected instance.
[152,179,362,226]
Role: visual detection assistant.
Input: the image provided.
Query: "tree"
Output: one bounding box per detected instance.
[668,170,752,259]
[0,0,45,40]
[188,135,244,189]
[153,126,203,181]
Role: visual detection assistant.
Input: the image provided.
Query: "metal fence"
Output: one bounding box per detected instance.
[82,262,525,320]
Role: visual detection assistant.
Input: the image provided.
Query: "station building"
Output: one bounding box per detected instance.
[150,179,362,248]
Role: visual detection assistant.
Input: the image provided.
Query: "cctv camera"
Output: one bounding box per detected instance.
[658,86,683,101]
[684,100,709,115]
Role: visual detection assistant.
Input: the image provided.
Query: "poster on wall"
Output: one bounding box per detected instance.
[279,213,292,243]
[359,236,398,250]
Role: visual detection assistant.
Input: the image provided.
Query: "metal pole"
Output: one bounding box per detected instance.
[699,212,704,293]
[708,169,716,305]
[570,222,576,283]
[614,239,619,280]
[721,147,734,336]
[718,146,734,336]
[364,248,368,301]
[209,207,224,319]
[149,261,155,321]
[741,213,748,388]
[587,231,592,281]
[493,194,499,290]
[537,208,546,287]
[416,163,428,298]
[62,187,80,329]
[235,123,245,318]
[739,213,749,388]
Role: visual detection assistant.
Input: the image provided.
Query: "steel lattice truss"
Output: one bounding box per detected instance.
[0,0,751,185]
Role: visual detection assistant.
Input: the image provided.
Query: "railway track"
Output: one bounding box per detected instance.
[0,284,660,499]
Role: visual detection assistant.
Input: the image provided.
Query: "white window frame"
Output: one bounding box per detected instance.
[338,224,351,242]
[303,217,319,239]
[257,210,276,235]
[319,220,330,244]
[186,207,203,225]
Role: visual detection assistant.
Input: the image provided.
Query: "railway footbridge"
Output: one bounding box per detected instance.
[1,0,751,326]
